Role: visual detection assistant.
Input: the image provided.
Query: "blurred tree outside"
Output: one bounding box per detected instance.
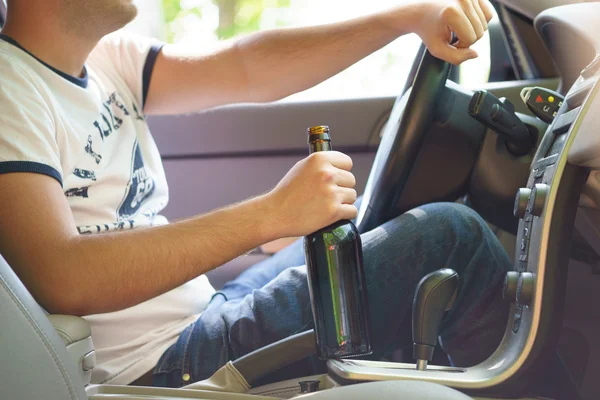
[162,0,290,43]
[157,0,490,100]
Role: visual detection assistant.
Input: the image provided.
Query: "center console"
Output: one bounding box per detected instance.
[327,12,600,400]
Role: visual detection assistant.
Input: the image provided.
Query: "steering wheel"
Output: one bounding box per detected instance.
[356,48,452,233]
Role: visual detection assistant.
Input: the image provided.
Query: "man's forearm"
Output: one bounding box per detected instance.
[57,195,276,316]
[144,4,421,114]
[235,5,418,103]
[146,1,492,114]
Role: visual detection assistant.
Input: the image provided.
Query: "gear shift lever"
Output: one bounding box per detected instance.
[412,268,459,371]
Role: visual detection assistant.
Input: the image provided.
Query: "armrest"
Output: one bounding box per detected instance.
[47,315,91,346]
[48,314,96,386]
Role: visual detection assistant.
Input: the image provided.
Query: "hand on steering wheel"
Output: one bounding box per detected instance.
[356,1,494,233]
[394,0,495,65]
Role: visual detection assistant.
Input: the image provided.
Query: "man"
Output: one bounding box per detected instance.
[0,0,510,388]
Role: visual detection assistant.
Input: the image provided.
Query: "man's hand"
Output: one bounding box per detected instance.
[266,152,357,238]
[406,0,495,65]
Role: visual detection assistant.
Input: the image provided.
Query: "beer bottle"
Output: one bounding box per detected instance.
[304,125,373,359]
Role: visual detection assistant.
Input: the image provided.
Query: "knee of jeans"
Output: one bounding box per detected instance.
[415,202,489,243]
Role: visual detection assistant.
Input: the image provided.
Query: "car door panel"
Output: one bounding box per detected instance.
[149,97,395,157]
[150,98,393,221]
[161,152,376,221]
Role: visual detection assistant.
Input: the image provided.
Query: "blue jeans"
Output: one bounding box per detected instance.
[152,202,511,387]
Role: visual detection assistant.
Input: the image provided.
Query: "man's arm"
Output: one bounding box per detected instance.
[144,0,494,115]
[0,151,356,316]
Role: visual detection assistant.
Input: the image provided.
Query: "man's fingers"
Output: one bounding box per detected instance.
[444,5,478,47]
[461,0,485,40]
[479,0,495,22]
[327,151,353,171]
[335,170,356,188]
[431,43,478,65]
[338,188,358,205]
[471,0,488,31]
[338,204,358,220]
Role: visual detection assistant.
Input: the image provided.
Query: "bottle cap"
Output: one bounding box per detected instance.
[307,125,331,143]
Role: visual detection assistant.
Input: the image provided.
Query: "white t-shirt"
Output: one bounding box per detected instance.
[0,31,215,384]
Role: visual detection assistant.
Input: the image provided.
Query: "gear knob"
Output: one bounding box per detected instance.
[412,268,459,371]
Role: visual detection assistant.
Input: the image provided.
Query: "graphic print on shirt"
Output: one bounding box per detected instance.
[85,135,102,164]
[93,92,128,141]
[132,103,144,121]
[74,168,97,181]
[77,219,137,235]
[117,140,155,221]
[65,186,90,198]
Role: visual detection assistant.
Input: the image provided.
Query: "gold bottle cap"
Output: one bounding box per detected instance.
[307,125,330,136]
[307,125,332,152]
[307,126,331,145]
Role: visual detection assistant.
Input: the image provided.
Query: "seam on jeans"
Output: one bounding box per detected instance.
[180,323,195,383]
[155,325,192,374]
[155,347,175,373]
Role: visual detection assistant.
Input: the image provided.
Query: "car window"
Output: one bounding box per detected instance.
[129,0,492,101]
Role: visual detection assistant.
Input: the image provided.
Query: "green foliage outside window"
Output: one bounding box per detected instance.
[162,0,291,43]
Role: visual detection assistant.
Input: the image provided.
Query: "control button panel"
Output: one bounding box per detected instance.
[516,272,535,306]
[503,271,520,302]
[507,52,597,346]
[566,80,594,109]
[513,304,524,333]
[514,188,531,219]
[527,184,549,217]
[553,106,581,135]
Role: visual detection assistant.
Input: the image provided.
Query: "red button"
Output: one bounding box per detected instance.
[536,95,543,103]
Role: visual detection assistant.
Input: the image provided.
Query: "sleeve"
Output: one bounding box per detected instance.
[0,62,63,186]
[92,30,164,109]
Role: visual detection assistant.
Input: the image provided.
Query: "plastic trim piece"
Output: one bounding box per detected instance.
[232,330,316,386]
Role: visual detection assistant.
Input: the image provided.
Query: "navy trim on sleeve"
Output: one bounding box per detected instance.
[0,161,63,186]
[0,34,88,89]
[142,44,164,109]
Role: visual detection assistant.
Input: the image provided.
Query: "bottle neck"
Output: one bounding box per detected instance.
[309,140,332,153]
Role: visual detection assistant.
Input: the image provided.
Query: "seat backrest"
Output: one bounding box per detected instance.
[0,0,6,29]
[0,255,86,400]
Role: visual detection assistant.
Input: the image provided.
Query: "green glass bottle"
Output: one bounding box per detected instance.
[304,125,373,359]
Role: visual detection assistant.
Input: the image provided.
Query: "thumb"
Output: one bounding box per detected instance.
[432,43,478,65]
